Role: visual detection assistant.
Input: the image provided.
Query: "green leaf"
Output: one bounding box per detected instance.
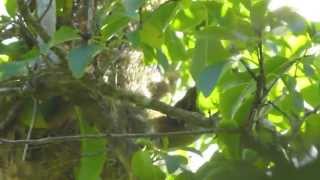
[19,99,47,129]
[164,29,187,62]
[217,133,241,160]
[67,44,104,79]
[282,75,297,94]
[56,0,73,16]
[0,59,35,80]
[250,0,268,32]
[301,84,320,107]
[164,155,188,174]
[122,0,145,20]
[196,157,268,180]
[217,66,252,92]
[156,50,169,70]
[171,2,207,31]
[132,151,165,180]
[219,83,255,123]
[0,41,28,60]
[293,92,304,112]
[139,1,178,48]
[127,30,141,47]
[217,67,255,124]
[277,93,304,117]
[196,63,225,97]
[49,26,80,47]
[3,0,17,17]
[304,114,320,145]
[242,149,258,162]
[191,34,229,81]
[181,0,191,8]
[233,97,254,126]
[240,0,251,10]
[101,13,130,40]
[312,32,320,43]
[141,44,156,64]
[145,1,178,31]
[195,26,234,40]
[264,56,288,76]
[303,63,315,77]
[139,23,164,48]
[75,107,107,180]
[176,170,195,180]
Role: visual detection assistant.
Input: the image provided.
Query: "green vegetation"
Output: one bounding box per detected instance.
[0,0,320,179]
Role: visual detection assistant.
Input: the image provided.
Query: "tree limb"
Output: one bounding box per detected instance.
[0,128,239,145]
[17,0,68,65]
[98,84,214,127]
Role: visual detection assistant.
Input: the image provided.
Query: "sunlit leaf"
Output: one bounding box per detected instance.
[0,41,28,61]
[0,59,35,80]
[139,1,178,48]
[165,29,187,62]
[219,83,255,123]
[250,0,268,32]
[218,132,241,160]
[304,114,320,145]
[3,0,16,17]
[49,26,81,47]
[141,44,156,64]
[195,26,234,40]
[196,156,268,180]
[101,13,130,40]
[75,107,107,180]
[301,84,320,107]
[132,151,165,180]
[171,2,207,31]
[176,170,195,180]
[139,23,164,48]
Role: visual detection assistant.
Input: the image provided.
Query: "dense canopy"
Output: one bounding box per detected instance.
[0,0,320,179]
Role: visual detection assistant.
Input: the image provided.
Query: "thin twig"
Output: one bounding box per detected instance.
[245,40,266,131]
[17,0,69,65]
[257,40,266,94]
[263,55,311,99]
[240,59,258,81]
[22,98,38,161]
[0,128,240,146]
[267,101,292,121]
[0,101,23,131]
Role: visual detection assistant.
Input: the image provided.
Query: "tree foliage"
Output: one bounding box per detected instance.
[1,0,320,179]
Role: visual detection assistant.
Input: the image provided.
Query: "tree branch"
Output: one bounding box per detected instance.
[98,84,214,127]
[22,98,38,160]
[245,39,267,131]
[16,0,68,65]
[0,128,239,145]
[240,59,258,81]
[0,100,23,131]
